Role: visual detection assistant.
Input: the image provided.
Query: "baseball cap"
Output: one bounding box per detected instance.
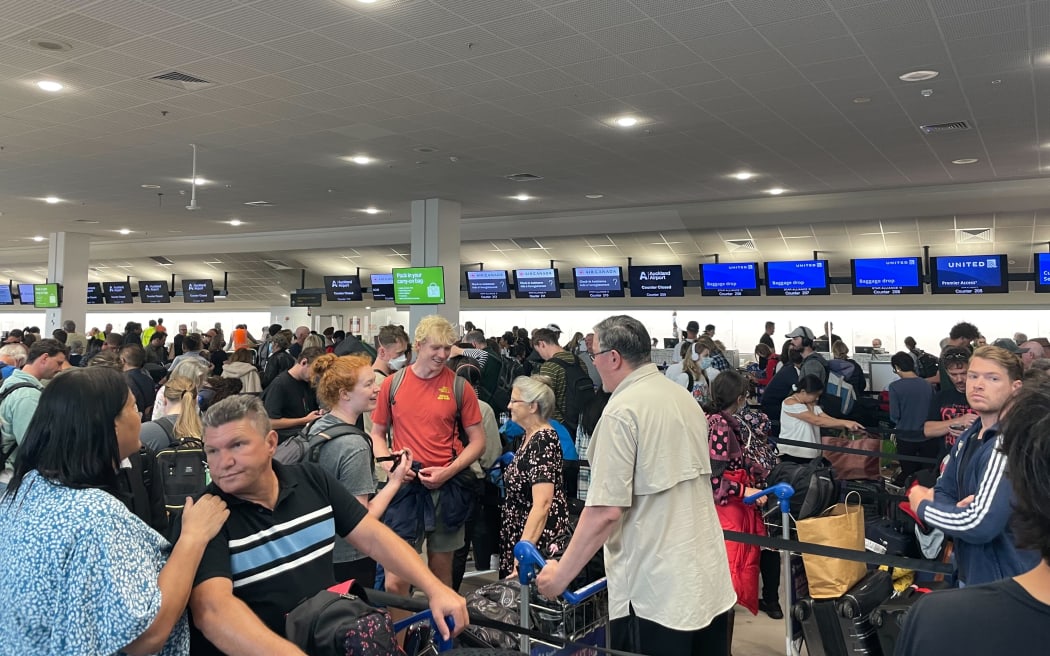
[991,338,1029,354]
[785,326,815,340]
[545,323,562,334]
[686,320,700,332]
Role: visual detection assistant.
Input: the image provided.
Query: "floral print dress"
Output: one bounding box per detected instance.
[499,427,572,576]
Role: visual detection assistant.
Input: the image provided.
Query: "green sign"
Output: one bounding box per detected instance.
[392,266,445,305]
[33,283,60,308]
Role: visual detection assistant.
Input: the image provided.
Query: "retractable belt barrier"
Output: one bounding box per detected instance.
[722,529,953,574]
[775,436,942,465]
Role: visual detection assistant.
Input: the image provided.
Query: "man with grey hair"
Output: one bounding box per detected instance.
[537,315,734,655]
[0,343,27,379]
[180,395,468,656]
[61,319,86,361]
[1020,340,1045,370]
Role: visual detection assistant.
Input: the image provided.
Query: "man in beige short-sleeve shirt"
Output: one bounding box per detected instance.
[537,315,735,656]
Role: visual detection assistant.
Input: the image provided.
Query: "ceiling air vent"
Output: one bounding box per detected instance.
[151,256,174,265]
[919,121,970,134]
[505,172,543,182]
[264,259,294,270]
[957,228,992,243]
[726,239,757,252]
[150,71,214,91]
[244,200,274,207]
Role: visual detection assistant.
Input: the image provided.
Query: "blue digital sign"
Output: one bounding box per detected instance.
[850,257,923,295]
[17,284,33,305]
[700,262,760,297]
[465,270,511,300]
[628,264,684,298]
[930,254,1008,295]
[0,285,11,306]
[514,269,561,299]
[370,273,394,301]
[1035,253,1050,293]
[573,267,625,298]
[764,260,830,296]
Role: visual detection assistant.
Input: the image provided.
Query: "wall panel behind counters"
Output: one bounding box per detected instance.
[455,308,1050,365]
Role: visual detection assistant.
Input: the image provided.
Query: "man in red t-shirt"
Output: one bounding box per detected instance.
[370,315,485,593]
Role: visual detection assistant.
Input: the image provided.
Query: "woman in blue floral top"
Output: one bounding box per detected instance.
[0,367,228,655]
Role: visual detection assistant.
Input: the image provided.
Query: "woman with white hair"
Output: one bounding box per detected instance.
[499,375,572,578]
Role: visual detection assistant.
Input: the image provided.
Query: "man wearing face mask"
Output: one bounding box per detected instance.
[363,325,410,438]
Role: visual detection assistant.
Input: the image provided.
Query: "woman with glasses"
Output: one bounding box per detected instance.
[499,375,572,578]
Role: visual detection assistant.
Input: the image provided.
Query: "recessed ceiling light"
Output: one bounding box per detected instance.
[899,70,939,82]
[765,187,786,195]
[118,228,131,235]
[731,171,755,181]
[32,236,45,242]
[952,158,979,165]
[345,155,374,165]
[184,177,209,185]
[513,193,531,201]
[613,116,639,127]
[852,96,871,104]
[585,194,604,199]
[228,219,242,226]
[29,39,72,52]
[363,207,380,214]
[36,80,63,92]
[357,0,377,3]
[141,184,161,189]
[43,196,61,204]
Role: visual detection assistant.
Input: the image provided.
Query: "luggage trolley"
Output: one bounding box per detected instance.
[743,482,799,656]
[514,540,610,655]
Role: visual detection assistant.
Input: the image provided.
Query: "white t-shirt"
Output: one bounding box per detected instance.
[778,401,823,458]
[670,338,694,363]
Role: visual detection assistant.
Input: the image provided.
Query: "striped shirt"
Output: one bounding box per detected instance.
[184,462,367,651]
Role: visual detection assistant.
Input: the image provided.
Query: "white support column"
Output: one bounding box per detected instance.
[45,232,90,338]
[408,198,461,333]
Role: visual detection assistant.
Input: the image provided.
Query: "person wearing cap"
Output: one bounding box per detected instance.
[672,321,700,364]
[908,345,1040,586]
[786,326,828,385]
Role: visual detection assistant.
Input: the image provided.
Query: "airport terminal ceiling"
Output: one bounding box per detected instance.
[2,0,1050,305]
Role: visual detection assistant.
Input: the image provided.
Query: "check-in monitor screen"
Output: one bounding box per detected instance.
[700,262,760,297]
[764,260,830,296]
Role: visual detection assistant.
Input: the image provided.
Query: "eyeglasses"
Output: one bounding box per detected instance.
[589,348,615,358]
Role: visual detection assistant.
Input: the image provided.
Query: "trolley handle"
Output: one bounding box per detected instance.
[513,540,608,605]
[743,482,795,514]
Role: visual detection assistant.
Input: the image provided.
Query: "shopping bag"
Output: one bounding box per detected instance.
[794,492,867,598]
[822,430,881,480]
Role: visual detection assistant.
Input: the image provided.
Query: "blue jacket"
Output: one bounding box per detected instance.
[381,469,475,542]
[918,420,1040,585]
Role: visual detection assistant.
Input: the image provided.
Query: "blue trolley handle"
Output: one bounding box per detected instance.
[391,610,455,652]
[513,540,607,605]
[743,482,795,514]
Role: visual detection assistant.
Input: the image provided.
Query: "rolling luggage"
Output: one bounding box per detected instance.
[865,518,916,558]
[870,584,949,656]
[793,569,892,656]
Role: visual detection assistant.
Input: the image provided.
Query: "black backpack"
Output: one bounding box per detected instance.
[285,582,401,656]
[0,382,38,470]
[273,421,370,466]
[478,348,521,413]
[915,350,939,379]
[547,354,596,436]
[766,457,837,520]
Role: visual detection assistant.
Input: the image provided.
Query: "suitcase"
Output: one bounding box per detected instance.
[843,479,888,519]
[870,583,950,655]
[865,518,917,558]
[793,570,892,656]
